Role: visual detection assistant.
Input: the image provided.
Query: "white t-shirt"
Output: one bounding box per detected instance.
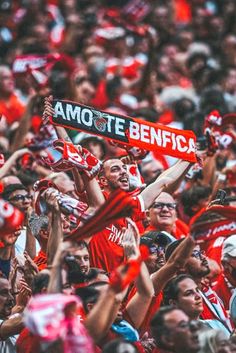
[0,319,18,353]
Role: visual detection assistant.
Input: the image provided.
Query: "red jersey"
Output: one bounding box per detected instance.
[213,274,234,310]
[89,195,145,273]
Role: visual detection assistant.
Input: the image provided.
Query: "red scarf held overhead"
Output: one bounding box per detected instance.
[50,99,197,163]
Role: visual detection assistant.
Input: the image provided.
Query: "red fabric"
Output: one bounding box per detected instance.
[174,0,192,23]
[91,79,109,110]
[16,328,40,353]
[145,218,189,239]
[89,196,145,273]
[0,94,25,124]
[34,249,47,271]
[213,274,232,311]
[125,286,163,336]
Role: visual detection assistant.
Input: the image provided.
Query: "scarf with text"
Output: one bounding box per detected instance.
[190,205,236,243]
[50,100,197,162]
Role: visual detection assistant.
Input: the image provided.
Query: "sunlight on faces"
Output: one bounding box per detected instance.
[149,192,177,231]
[173,278,203,319]
[186,245,210,278]
[102,159,130,191]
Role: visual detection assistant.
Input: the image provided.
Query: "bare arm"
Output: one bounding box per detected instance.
[151,235,195,294]
[122,220,154,329]
[0,148,31,179]
[85,287,121,343]
[0,314,24,339]
[44,190,63,266]
[10,95,37,152]
[140,159,191,209]
[126,262,154,329]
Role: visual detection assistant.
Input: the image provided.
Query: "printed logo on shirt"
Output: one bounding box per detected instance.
[106,225,124,246]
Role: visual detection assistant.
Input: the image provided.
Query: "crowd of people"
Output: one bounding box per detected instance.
[0,0,236,352]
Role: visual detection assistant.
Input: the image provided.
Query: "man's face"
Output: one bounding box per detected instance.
[223,256,236,287]
[102,159,130,191]
[0,67,14,95]
[0,278,14,319]
[8,189,32,212]
[186,246,210,279]
[175,278,203,320]
[75,80,95,105]
[72,246,90,275]
[145,244,166,273]
[149,193,177,232]
[163,309,200,353]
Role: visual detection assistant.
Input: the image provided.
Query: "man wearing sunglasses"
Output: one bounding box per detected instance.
[2,184,32,213]
[146,192,189,239]
[2,184,35,257]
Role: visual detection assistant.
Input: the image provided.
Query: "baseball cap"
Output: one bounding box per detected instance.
[222,235,236,259]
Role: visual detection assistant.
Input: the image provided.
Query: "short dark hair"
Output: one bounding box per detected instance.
[151,306,177,349]
[98,157,122,178]
[141,231,173,248]
[181,186,211,217]
[1,183,27,201]
[165,239,184,261]
[31,271,50,295]
[75,284,100,312]
[162,274,194,306]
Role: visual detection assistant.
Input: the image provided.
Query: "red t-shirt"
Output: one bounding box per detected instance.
[89,195,145,273]
[145,218,189,239]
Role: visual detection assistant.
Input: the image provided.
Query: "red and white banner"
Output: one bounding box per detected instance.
[50,99,197,162]
[190,205,236,243]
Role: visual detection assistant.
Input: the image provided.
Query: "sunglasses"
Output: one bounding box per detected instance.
[149,245,165,255]
[9,194,33,202]
[191,249,205,259]
[152,202,177,210]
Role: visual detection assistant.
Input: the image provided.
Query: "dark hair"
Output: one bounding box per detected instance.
[181,186,212,217]
[141,231,173,248]
[151,306,177,349]
[77,240,89,251]
[162,274,194,306]
[1,183,27,201]
[31,271,50,295]
[75,283,100,312]
[98,157,122,178]
[165,239,184,261]
[102,339,139,353]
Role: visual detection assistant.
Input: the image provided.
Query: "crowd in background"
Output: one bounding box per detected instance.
[0,0,236,352]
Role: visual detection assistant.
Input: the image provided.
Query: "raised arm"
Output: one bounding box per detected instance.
[151,234,195,294]
[123,220,154,329]
[44,189,63,266]
[140,159,191,209]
